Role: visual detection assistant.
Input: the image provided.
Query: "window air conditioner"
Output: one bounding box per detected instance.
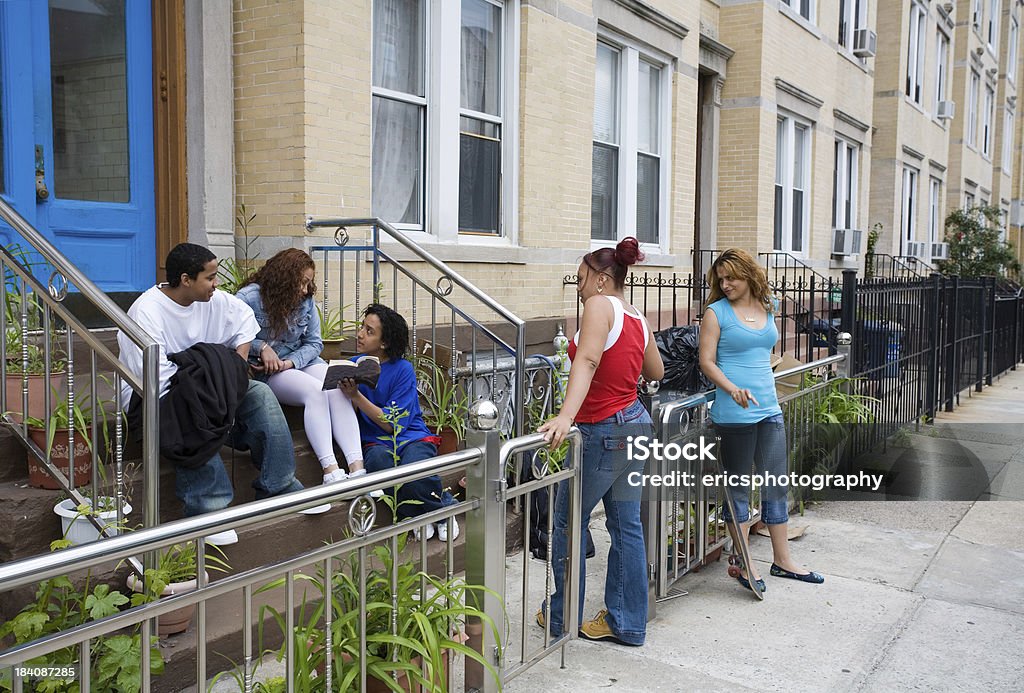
[937,100,956,120]
[832,228,863,256]
[906,241,927,259]
[853,29,877,58]
[931,242,950,260]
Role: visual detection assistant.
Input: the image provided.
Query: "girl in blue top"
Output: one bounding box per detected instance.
[340,304,456,541]
[698,248,823,591]
[237,249,365,485]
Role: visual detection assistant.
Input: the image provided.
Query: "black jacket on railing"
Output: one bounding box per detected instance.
[129,342,249,469]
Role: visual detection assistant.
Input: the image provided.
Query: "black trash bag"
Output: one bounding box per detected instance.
[529,482,596,561]
[655,325,712,394]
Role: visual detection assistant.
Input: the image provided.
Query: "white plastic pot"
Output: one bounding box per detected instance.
[53,497,132,545]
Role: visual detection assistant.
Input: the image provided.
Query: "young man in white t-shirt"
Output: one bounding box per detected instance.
[118,243,327,545]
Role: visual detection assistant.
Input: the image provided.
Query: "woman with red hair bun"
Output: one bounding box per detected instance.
[537,237,664,647]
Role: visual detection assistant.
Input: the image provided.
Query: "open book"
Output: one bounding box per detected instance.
[321,356,381,390]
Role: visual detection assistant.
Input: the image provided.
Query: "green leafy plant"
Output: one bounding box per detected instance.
[126,543,230,607]
[0,550,164,692]
[22,385,118,464]
[217,204,260,294]
[864,222,881,279]
[938,205,1021,278]
[414,355,469,445]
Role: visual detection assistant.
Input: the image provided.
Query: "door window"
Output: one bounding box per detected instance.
[48,0,129,202]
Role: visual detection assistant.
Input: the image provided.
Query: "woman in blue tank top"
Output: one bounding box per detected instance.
[698,248,823,591]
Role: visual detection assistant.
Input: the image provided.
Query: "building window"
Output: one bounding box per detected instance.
[1010,17,1019,83]
[988,0,999,50]
[838,0,865,50]
[372,0,427,229]
[832,139,858,232]
[901,166,919,250]
[371,0,517,238]
[968,70,980,147]
[906,3,927,104]
[459,0,504,235]
[973,0,984,34]
[783,0,813,23]
[928,177,942,244]
[1003,106,1015,171]
[935,31,950,112]
[591,39,669,246]
[774,115,811,253]
[965,190,975,208]
[983,84,995,157]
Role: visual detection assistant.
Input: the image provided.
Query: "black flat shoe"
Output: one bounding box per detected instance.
[770,563,824,583]
[736,574,766,592]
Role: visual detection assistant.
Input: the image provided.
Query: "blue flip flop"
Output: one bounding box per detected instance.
[770,563,824,583]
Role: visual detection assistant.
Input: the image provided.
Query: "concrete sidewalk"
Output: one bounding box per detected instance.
[506,369,1024,692]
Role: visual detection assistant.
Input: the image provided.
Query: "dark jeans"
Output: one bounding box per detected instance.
[174,380,303,516]
[363,440,454,520]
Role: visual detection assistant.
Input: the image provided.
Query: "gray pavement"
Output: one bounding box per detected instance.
[506,369,1024,692]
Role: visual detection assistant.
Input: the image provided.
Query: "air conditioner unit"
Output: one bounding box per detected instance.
[906,241,927,259]
[937,100,956,120]
[832,228,863,256]
[853,29,877,58]
[931,242,950,260]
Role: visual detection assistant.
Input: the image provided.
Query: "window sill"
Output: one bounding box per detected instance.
[777,2,820,40]
[837,47,869,74]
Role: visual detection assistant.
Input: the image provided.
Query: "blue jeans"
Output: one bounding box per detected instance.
[714,413,789,525]
[545,398,651,646]
[175,380,303,517]
[363,440,455,521]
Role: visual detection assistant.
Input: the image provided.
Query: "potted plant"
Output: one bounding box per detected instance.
[318,304,358,361]
[0,546,164,692]
[53,495,133,546]
[255,533,501,692]
[414,355,468,455]
[125,543,230,637]
[21,387,115,490]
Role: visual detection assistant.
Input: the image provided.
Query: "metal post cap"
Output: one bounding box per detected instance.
[837,332,852,345]
[553,324,569,352]
[639,379,660,395]
[468,399,500,431]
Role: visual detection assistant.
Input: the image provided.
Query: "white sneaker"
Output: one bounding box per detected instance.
[412,523,435,541]
[436,518,459,542]
[206,529,238,546]
[347,468,367,478]
[298,503,332,515]
[323,468,347,484]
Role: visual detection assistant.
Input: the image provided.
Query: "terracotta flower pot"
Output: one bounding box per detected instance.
[3,371,66,423]
[126,573,205,637]
[28,426,92,489]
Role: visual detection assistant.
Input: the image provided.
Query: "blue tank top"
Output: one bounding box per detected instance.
[707,298,782,424]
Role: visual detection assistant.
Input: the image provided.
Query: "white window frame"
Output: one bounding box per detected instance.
[935,30,950,113]
[1009,16,1019,83]
[973,0,984,34]
[371,0,521,244]
[983,84,995,157]
[590,31,672,253]
[968,70,980,148]
[832,138,859,233]
[1003,105,1015,171]
[965,190,975,209]
[906,3,927,105]
[838,0,866,50]
[774,113,812,255]
[901,166,919,251]
[987,0,1000,52]
[928,177,942,245]
[783,0,815,24]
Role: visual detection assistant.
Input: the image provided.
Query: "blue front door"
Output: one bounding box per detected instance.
[0,0,155,292]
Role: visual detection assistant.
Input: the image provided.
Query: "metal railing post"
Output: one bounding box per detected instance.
[464,400,504,693]
[987,276,997,385]
[945,276,959,411]
[926,274,941,420]
[639,382,662,621]
[142,345,160,531]
[836,332,852,378]
[840,269,857,368]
